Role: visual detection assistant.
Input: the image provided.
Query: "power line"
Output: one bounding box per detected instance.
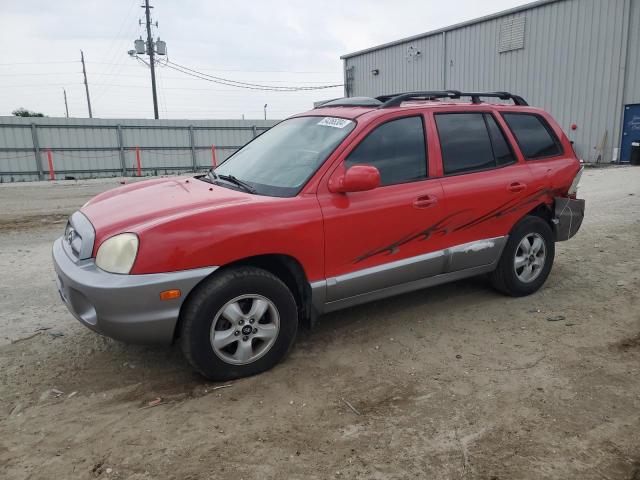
[106,61,340,83]
[0,71,342,85]
[0,72,84,77]
[92,0,139,90]
[164,59,343,90]
[87,61,340,74]
[0,61,78,66]
[159,60,343,91]
[92,10,143,101]
[0,83,85,88]
[0,82,338,91]
[94,0,138,75]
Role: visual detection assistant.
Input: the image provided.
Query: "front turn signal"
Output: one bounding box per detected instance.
[159,289,181,301]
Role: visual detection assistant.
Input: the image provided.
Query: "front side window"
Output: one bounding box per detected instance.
[502,113,563,159]
[213,116,356,197]
[345,116,427,186]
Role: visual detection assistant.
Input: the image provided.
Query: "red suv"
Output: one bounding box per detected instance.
[53,91,585,380]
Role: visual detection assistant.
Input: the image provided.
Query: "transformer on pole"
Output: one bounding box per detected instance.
[128,1,167,119]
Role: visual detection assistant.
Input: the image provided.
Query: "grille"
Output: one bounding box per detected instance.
[64,222,82,257]
[63,212,96,261]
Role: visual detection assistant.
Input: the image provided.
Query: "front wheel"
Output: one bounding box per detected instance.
[491,215,555,297]
[179,266,298,381]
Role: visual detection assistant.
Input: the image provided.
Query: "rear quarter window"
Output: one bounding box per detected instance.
[502,113,563,159]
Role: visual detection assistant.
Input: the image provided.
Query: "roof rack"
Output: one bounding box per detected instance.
[315,96,383,108]
[376,90,528,108]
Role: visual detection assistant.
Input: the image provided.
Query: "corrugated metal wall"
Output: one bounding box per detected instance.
[343,0,639,163]
[347,35,444,96]
[624,0,640,105]
[0,117,278,182]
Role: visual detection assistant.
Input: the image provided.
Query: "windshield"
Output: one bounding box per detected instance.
[212,116,356,197]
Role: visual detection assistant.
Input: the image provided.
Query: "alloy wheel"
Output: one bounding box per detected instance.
[514,233,546,283]
[210,294,280,365]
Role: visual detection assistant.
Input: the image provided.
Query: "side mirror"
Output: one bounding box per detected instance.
[328,165,381,193]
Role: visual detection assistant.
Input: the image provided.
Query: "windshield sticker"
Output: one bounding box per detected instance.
[317,117,352,129]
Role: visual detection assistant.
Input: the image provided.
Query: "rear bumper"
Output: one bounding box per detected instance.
[52,237,216,344]
[553,197,585,241]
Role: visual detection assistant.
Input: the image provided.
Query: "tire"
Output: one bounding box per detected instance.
[491,215,555,297]
[179,266,298,381]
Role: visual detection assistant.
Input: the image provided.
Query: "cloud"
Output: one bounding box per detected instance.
[0,0,529,119]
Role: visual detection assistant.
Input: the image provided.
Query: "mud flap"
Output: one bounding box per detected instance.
[553,197,585,241]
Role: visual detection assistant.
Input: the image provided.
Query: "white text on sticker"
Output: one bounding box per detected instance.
[317,117,352,129]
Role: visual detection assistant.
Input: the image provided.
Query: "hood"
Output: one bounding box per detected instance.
[82,176,251,245]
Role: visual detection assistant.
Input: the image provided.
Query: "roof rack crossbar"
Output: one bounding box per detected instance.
[377,90,528,108]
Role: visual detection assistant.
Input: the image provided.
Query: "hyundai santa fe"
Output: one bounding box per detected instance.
[53,90,585,380]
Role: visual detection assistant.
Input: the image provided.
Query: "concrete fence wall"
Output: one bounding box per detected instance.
[0,117,279,182]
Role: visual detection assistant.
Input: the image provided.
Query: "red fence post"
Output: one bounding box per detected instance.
[47,149,55,180]
[211,145,217,167]
[135,146,142,177]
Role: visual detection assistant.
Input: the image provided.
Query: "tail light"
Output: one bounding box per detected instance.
[567,167,583,199]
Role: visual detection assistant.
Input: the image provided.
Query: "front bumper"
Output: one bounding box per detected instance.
[553,197,585,241]
[52,237,216,344]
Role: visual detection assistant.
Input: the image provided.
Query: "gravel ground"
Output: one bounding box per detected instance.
[0,168,639,479]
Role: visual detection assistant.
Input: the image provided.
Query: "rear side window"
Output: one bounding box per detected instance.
[345,116,427,186]
[502,113,563,159]
[436,113,515,175]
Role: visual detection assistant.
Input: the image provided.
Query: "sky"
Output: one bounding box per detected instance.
[0,0,531,120]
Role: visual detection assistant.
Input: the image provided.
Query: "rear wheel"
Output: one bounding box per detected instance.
[491,215,555,296]
[180,266,298,381]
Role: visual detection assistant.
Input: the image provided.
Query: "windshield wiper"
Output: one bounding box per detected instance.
[197,169,218,184]
[217,174,256,194]
[206,169,218,182]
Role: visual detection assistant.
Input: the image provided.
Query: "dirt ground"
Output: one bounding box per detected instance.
[1,168,639,480]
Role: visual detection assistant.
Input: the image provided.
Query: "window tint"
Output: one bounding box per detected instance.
[214,116,355,197]
[435,113,495,175]
[485,114,515,166]
[502,113,562,159]
[345,116,426,186]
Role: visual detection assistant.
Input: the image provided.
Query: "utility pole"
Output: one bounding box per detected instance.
[80,50,93,118]
[143,0,159,119]
[63,89,69,118]
[128,2,165,119]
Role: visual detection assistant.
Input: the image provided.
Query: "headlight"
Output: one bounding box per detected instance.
[95,233,139,274]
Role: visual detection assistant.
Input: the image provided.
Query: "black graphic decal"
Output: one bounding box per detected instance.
[353,188,560,264]
[354,210,471,264]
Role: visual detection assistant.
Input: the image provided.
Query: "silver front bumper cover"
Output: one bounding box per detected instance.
[52,237,217,344]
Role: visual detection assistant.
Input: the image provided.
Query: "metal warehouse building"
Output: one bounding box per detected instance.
[340,0,640,164]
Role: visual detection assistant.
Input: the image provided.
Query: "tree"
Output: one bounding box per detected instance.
[12,108,46,117]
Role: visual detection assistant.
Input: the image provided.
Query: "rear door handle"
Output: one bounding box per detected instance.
[508,182,527,193]
[413,195,438,209]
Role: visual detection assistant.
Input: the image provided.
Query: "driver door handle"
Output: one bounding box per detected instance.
[508,182,527,193]
[413,195,438,209]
